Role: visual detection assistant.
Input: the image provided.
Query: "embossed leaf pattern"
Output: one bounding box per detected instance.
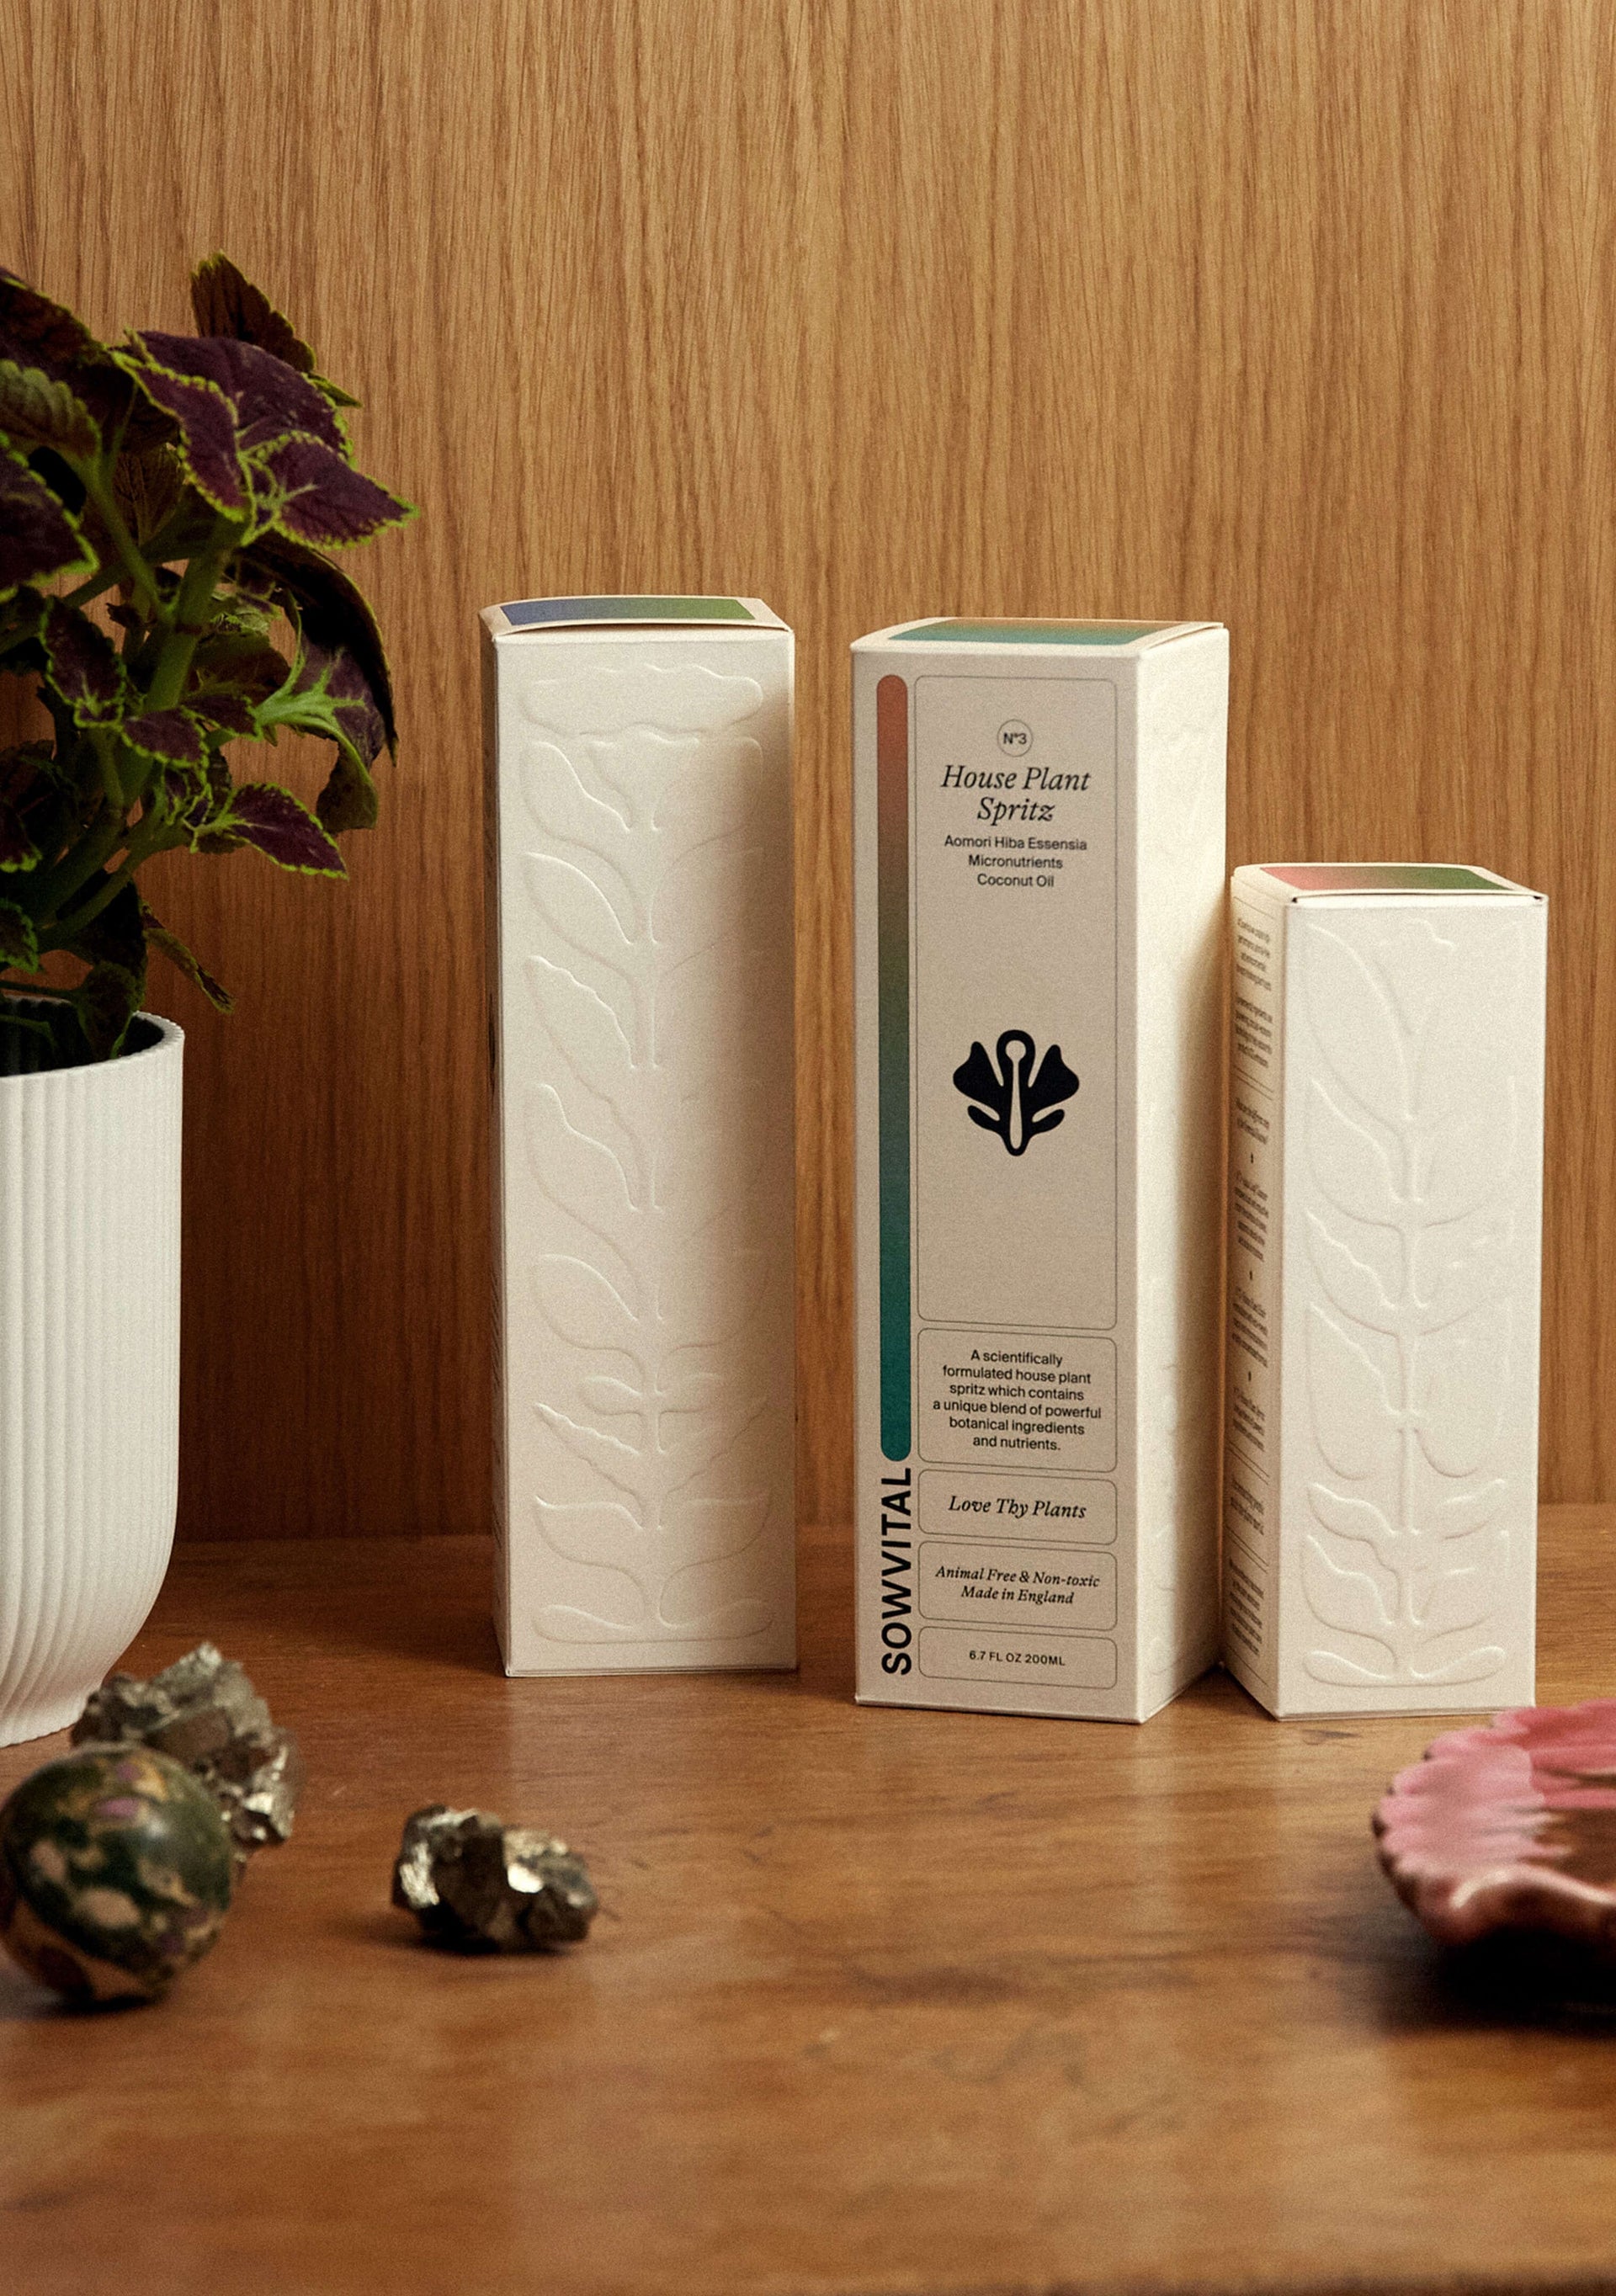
[1305,1307,1397,1480]
[1308,1081,1403,1229]
[1299,917,1524,1690]
[513,662,784,1646]
[1304,927,1410,1126]
[1412,1310,1510,1479]
[1302,1535,1395,1656]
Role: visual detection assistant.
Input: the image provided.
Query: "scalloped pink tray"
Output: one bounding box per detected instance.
[1376,1701,1616,1953]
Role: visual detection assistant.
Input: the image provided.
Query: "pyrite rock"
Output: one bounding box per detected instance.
[392,1805,597,1952]
[0,1745,234,2003]
[72,1641,304,1872]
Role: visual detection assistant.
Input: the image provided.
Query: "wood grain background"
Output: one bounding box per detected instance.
[3,0,1613,1534]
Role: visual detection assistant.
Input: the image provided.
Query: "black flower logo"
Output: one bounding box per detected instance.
[952,1029,1078,1156]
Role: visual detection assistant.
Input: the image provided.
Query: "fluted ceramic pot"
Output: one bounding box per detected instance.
[0,1015,183,1746]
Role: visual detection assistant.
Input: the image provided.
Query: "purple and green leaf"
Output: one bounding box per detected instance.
[238,533,396,749]
[122,708,205,767]
[252,433,412,548]
[37,598,125,723]
[189,254,359,412]
[75,960,144,1060]
[0,898,39,970]
[220,781,346,876]
[140,899,232,1011]
[0,450,93,600]
[0,359,99,460]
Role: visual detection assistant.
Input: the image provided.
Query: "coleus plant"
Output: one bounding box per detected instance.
[0,255,412,1066]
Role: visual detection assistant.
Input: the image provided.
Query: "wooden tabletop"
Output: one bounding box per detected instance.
[6,1512,1616,2296]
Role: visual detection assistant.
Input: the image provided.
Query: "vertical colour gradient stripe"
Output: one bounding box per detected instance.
[876,674,911,1459]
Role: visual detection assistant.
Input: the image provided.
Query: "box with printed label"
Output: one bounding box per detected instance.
[1221,864,1547,1718]
[851,618,1229,1719]
[482,597,795,1675]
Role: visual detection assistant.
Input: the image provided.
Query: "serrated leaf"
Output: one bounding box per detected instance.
[116,355,248,514]
[123,709,204,766]
[139,900,232,1011]
[0,268,107,373]
[189,254,359,411]
[0,897,38,970]
[315,750,378,834]
[225,781,346,875]
[110,444,185,547]
[241,533,396,749]
[184,631,290,736]
[255,433,414,547]
[137,329,348,458]
[37,598,125,722]
[0,359,98,458]
[0,449,93,600]
[0,272,160,448]
[76,959,143,1060]
[163,750,234,836]
[294,636,386,766]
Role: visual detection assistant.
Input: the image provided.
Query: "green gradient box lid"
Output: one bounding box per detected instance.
[1254,863,1541,899]
[483,596,786,635]
[855,616,1221,652]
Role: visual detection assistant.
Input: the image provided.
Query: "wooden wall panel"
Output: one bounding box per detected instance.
[2,0,1613,1533]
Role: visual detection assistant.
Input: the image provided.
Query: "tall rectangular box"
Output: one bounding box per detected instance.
[482,598,795,1673]
[1222,864,1547,1717]
[852,618,1229,1719]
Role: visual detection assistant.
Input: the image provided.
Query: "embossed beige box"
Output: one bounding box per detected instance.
[1222,864,1547,1718]
[853,618,1228,1721]
[481,598,795,1674]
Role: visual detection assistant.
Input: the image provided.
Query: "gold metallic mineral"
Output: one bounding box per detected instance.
[392,1804,597,1951]
[72,1642,304,1875]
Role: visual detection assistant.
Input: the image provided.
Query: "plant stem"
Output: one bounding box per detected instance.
[38,825,169,949]
[79,466,162,616]
[27,804,127,925]
[144,526,236,713]
[89,728,123,810]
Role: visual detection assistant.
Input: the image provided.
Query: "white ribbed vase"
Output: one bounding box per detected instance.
[0,1016,183,1746]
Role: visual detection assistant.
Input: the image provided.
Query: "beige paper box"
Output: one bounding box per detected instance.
[482,598,795,1675]
[1222,864,1547,1718]
[852,619,1229,1720]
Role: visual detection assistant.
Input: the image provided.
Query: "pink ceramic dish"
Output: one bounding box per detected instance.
[1375,1702,1616,1953]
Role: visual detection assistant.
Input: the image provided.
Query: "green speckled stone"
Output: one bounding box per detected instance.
[0,1744,234,2004]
